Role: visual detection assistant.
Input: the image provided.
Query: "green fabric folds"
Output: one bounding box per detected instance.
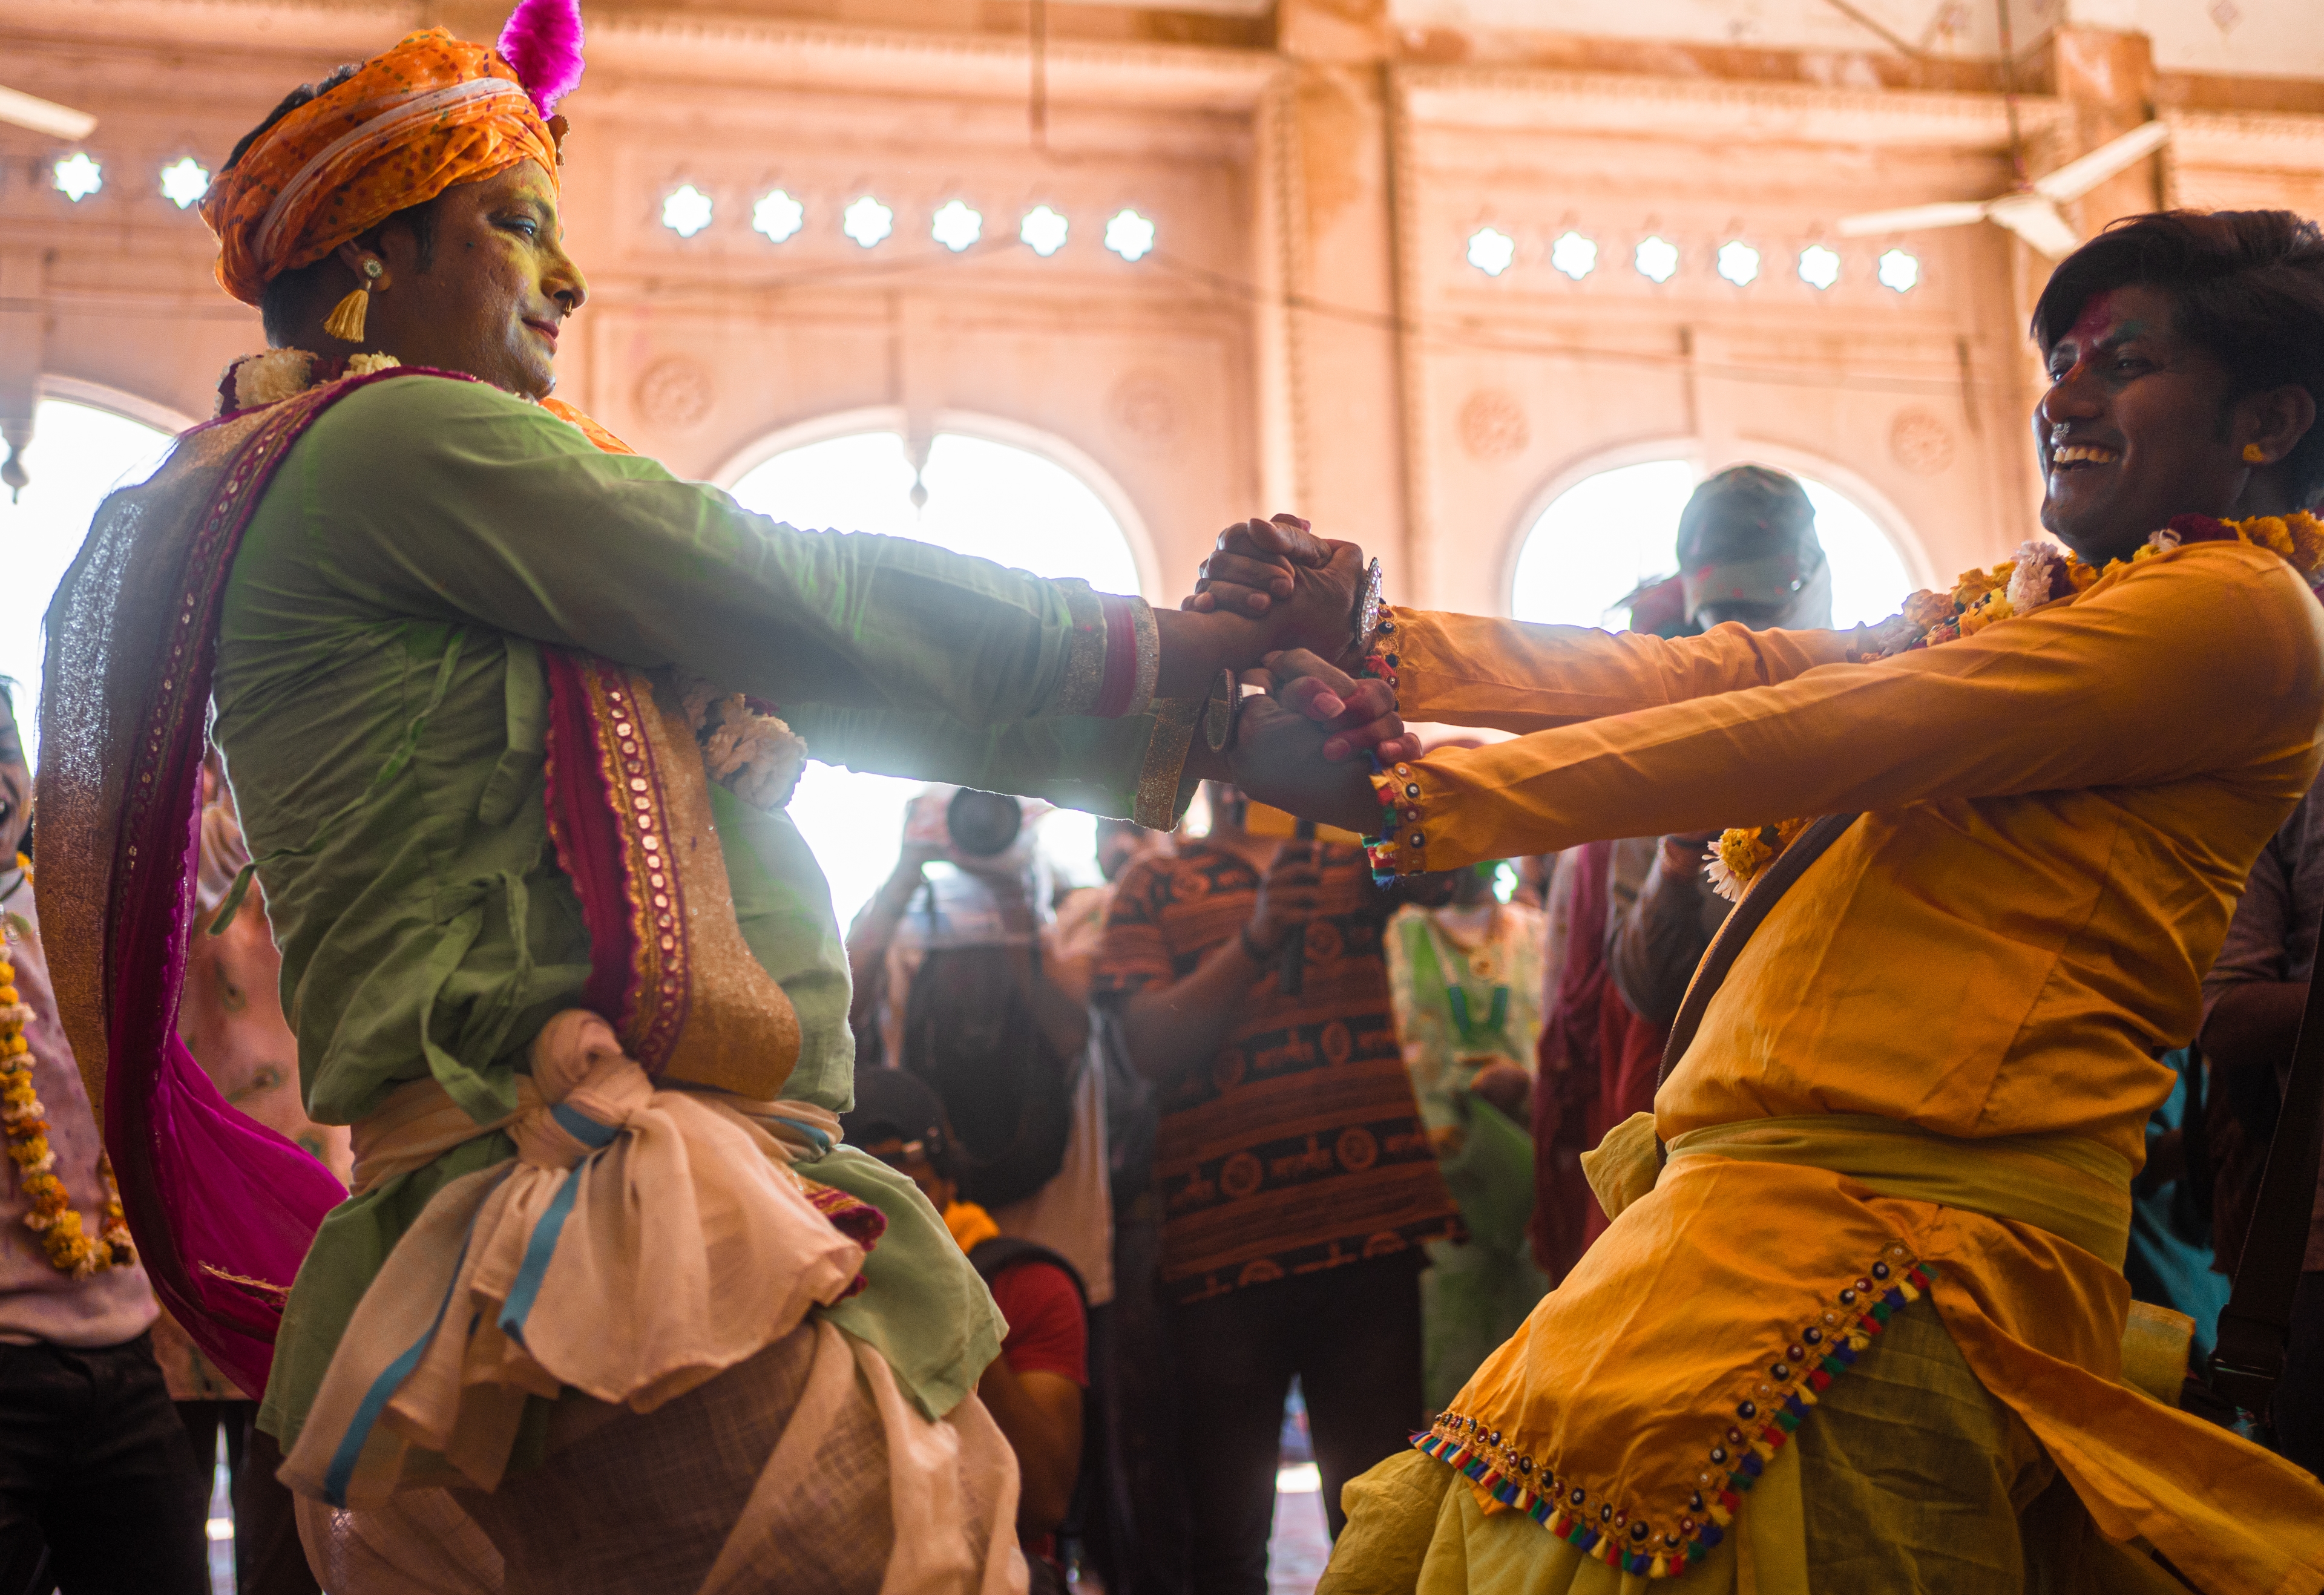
[227,376,1151,1439]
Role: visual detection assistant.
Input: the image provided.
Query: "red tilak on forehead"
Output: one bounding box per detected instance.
[2066,289,2120,346]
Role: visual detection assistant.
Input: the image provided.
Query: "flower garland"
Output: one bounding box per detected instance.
[0,854,136,1279]
[677,675,807,812]
[1704,510,2324,902]
[218,348,401,415]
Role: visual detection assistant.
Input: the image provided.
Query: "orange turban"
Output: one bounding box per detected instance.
[200,28,559,307]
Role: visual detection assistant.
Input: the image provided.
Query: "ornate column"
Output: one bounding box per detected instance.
[1269,0,1416,599]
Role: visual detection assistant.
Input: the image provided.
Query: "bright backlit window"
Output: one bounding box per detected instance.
[932,200,983,252]
[1634,235,1679,284]
[159,157,210,209]
[1,399,176,764]
[752,189,804,243]
[1509,459,1914,634]
[661,185,713,237]
[726,430,1138,925]
[843,196,894,249]
[52,153,101,202]
[1020,206,1068,257]
[1550,231,1598,280]
[1104,209,1156,262]
[1797,244,1841,290]
[1877,248,1922,293]
[1717,240,1761,286]
[1466,228,1515,277]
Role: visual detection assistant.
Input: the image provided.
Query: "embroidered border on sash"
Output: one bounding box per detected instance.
[1413,1247,1937,1578]
[588,669,689,1073]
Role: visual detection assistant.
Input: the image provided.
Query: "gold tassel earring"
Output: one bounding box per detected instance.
[324,258,384,344]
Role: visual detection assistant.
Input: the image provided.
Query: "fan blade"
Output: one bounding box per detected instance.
[1986,193,2083,260]
[0,85,96,140]
[1835,201,1991,238]
[2033,121,2171,203]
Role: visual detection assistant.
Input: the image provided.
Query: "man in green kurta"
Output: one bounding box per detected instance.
[226,372,1204,1450]
[42,20,1399,1592]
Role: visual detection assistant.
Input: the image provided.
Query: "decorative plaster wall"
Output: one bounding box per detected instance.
[4,0,2323,623]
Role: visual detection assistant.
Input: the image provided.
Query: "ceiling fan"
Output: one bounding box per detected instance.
[1836,120,2171,260]
[0,85,96,140]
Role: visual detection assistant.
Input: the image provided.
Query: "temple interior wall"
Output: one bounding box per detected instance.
[5,0,2324,614]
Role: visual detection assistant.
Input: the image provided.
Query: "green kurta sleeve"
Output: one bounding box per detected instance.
[788,702,1200,830]
[286,374,1125,725]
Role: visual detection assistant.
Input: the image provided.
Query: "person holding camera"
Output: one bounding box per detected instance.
[1092,782,1459,1593]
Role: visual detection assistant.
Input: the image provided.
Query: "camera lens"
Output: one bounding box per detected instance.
[945,788,1022,857]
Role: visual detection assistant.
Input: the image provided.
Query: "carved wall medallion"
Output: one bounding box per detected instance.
[636,357,715,431]
[1889,407,1956,476]
[1459,388,1529,460]
[1108,372,1180,449]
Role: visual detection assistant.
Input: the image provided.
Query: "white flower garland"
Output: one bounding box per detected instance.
[678,675,807,812]
[228,349,401,413]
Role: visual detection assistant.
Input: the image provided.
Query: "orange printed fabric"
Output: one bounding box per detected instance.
[201,27,558,305]
[542,397,633,456]
[1093,842,1460,1303]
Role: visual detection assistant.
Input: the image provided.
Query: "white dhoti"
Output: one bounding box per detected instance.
[281,1010,1026,1593]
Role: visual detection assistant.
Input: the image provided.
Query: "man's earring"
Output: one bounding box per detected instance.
[324,258,385,344]
[2245,443,2268,464]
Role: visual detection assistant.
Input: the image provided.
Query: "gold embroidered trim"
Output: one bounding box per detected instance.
[583,669,690,1073]
[1127,597,1160,722]
[1053,581,1109,718]
[1133,697,1201,831]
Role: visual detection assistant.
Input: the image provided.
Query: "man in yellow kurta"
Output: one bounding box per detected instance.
[1200,209,2324,1592]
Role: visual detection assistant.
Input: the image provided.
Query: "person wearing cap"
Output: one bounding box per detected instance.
[38,5,1405,1588]
[1606,467,1833,1037]
[842,1070,1091,1595]
[1532,467,1831,1288]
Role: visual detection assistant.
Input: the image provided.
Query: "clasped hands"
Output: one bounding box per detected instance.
[1184,514,1419,836]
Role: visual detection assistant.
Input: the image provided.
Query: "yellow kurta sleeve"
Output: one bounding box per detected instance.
[1393,609,1857,732]
[1381,541,2324,872]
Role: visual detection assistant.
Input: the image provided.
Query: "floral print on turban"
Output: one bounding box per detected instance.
[200,28,559,306]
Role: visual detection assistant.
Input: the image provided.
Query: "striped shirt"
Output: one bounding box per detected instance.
[1095,842,1459,1304]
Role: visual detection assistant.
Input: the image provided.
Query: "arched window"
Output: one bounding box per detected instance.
[726,427,1142,927]
[1508,458,1920,633]
[1,397,179,764]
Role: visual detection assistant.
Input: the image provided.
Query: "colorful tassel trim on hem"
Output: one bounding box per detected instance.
[1412,1245,1937,1578]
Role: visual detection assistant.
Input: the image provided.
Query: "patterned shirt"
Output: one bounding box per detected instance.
[1094,842,1459,1304]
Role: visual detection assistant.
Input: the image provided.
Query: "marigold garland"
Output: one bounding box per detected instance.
[0,853,135,1279]
[1704,511,2324,902]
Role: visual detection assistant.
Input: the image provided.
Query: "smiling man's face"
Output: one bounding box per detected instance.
[357,159,586,400]
[2034,283,2249,565]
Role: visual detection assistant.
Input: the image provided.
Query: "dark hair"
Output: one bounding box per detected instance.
[2031,210,2324,507]
[227,64,441,345]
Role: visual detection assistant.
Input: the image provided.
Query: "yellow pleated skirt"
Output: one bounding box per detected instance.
[1321,1302,2194,1595]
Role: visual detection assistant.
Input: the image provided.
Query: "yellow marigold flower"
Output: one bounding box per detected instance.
[1900,590,1954,629]
[2290,516,2324,575]
[2248,516,2295,558]
[1953,571,1997,608]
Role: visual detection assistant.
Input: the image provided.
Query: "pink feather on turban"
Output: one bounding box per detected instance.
[497,0,586,117]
